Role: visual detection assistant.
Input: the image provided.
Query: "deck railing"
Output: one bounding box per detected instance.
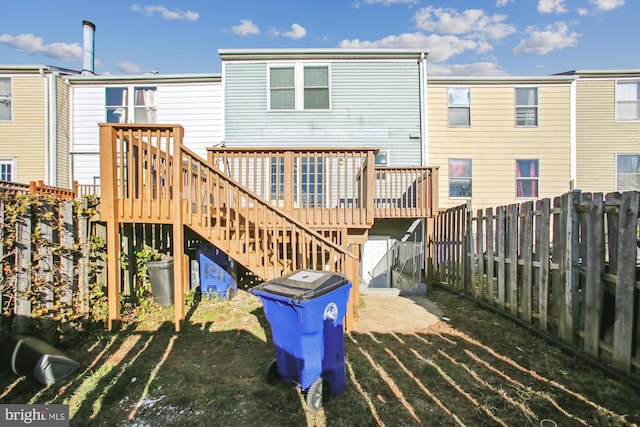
[207,148,438,225]
[373,166,438,218]
[0,179,76,200]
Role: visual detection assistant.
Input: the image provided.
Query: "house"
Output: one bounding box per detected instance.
[218,48,434,291]
[556,70,640,193]
[67,72,223,191]
[0,65,80,187]
[427,75,576,212]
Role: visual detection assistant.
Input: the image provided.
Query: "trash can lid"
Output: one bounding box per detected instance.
[253,269,348,301]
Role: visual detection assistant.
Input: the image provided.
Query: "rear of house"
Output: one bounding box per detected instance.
[427,76,575,212]
[565,70,640,193]
[0,66,78,188]
[67,73,223,189]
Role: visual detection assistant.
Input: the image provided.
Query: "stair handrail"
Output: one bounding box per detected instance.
[180,144,356,260]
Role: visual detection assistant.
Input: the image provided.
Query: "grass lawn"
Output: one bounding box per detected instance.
[1,288,638,426]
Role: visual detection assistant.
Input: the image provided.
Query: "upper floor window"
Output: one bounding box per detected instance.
[0,158,16,181]
[106,86,157,123]
[516,159,539,198]
[616,81,640,122]
[269,64,330,111]
[449,159,472,198]
[448,87,470,127]
[515,87,538,127]
[617,154,640,191]
[0,78,12,121]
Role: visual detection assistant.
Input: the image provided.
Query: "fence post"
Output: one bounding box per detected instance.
[15,205,32,333]
[60,201,74,306]
[520,201,534,323]
[486,207,495,304]
[465,201,475,296]
[476,208,484,299]
[563,190,581,343]
[496,206,506,309]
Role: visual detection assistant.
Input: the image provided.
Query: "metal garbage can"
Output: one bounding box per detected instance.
[249,269,351,411]
[0,334,80,385]
[147,258,174,307]
[195,243,237,300]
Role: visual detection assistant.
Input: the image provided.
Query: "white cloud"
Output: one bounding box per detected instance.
[117,61,143,73]
[513,22,580,55]
[495,0,513,7]
[429,62,509,76]
[231,19,260,36]
[577,8,589,15]
[589,0,625,11]
[339,32,490,63]
[274,23,307,40]
[131,4,199,21]
[537,0,568,14]
[0,33,82,61]
[413,7,516,40]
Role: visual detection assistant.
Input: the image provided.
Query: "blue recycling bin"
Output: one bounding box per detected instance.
[250,269,351,411]
[196,243,237,300]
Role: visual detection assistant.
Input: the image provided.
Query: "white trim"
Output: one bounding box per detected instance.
[570,79,577,188]
[267,62,331,112]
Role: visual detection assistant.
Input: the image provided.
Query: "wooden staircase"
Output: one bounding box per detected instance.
[99,124,360,331]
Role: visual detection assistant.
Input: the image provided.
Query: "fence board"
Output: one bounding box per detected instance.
[476,208,484,299]
[497,206,506,309]
[486,207,495,304]
[613,191,639,373]
[536,198,551,332]
[60,201,74,306]
[584,193,604,356]
[15,206,31,333]
[520,201,534,322]
[507,204,518,316]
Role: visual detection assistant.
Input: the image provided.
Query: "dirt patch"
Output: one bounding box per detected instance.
[356,294,443,333]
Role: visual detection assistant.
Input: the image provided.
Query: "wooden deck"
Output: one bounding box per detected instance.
[99,124,438,331]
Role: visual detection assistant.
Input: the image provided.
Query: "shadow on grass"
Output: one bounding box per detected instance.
[0,290,639,427]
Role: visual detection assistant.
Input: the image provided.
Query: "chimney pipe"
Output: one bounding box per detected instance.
[82,20,95,75]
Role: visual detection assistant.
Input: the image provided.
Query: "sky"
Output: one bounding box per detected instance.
[0,0,638,77]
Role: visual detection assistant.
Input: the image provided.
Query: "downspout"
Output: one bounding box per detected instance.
[570,78,577,190]
[39,67,51,185]
[419,52,429,167]
[51,73,58,186]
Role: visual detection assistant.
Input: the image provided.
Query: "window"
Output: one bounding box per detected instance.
[304,66,329,109]
[616,81,640,121]
[0,77,11,121]
[270,67,295,110]
[448,87,470,127]
[0,158,16,181]
[617,154,640,191]
[268,64,330,111]
[516,159,539,198]
[515,87,538,127]
[106,86,157,123]
[449,159,472,198]
[375,149,389,166]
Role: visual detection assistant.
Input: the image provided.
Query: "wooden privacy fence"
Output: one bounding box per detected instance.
[0,180,77,200]
[431,190,640,375]
[0,194,106,336]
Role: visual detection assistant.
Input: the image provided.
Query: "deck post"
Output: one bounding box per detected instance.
[99,124,121,330]
[172,125,186,332]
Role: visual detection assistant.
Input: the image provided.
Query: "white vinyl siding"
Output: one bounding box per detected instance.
[71,81,222,184]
